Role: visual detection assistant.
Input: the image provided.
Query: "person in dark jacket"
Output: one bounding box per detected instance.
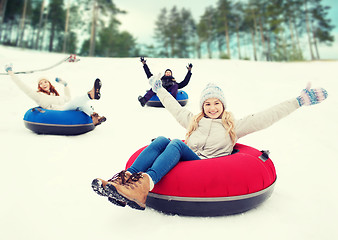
[138,57,192,107]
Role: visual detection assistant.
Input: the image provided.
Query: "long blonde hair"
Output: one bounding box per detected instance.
[185,109,237,145]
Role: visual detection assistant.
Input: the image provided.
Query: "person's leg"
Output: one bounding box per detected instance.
[145,139,200,184]
[166,84,178,99]
[106,139,200,210]
[143,89,156,102]
[63,94,94,116]
[63,78,102,115]
[63,94,106,125]
[127,136,171,174]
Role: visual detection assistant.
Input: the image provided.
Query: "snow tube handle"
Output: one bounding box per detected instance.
[259,150,270,162]
[31,107,45,113]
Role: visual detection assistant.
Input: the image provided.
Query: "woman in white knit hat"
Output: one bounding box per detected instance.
[92,74,328,210]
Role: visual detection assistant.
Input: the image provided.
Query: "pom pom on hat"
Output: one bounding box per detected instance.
[200,83,226,109]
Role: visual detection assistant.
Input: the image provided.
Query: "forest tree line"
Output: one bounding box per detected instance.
[0,0,335,61]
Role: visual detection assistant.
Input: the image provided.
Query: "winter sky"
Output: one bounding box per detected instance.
[113,0,338,60]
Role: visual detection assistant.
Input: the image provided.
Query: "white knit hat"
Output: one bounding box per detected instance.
[37,77,50,84]
[199,83,226,109]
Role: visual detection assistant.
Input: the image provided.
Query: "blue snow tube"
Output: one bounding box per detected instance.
[146,90,188,107]
[23,107,95,135]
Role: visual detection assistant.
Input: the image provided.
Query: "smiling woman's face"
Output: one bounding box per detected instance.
[203,98,224,119]
[38,79,51,92]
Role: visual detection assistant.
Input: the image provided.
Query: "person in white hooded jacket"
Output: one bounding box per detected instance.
[5,64,106,126]
[92,73,328,210]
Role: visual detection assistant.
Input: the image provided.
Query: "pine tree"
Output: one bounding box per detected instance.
[154,6,195,58]
[197,7,217,58]
[83,0,123,56]
[233,2,245,59]
[282,0,304,61]
[0,0,9,41]
[216,0,233,59]
[48,0,65,52]
[33,0,46,50]
[308,0,335,59]
[154,8,170,57]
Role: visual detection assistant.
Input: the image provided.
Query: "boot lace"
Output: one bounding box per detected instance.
[123,172,143,188]
[107,170,128,185]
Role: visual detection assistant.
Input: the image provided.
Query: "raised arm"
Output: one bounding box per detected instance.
[235,99,300,138]
[236,84,328,139]
[177,63,193,89]
[140,57,153,79]
[5,64,71,108]
[149,73,193,129]
[7,70,43,104]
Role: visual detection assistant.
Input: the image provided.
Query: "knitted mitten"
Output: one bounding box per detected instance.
[149,73,162,93]
[5,63,13,72]
[296,83,328,106]
[55,77,68,87]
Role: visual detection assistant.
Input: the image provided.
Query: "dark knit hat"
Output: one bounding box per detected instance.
[164,69,172,74]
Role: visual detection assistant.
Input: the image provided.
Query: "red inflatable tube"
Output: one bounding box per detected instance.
[125,143,277,216]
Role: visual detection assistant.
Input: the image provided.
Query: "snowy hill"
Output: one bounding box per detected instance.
[0,45,337,240]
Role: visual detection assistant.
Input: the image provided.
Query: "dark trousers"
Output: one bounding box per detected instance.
[143,84,178,102]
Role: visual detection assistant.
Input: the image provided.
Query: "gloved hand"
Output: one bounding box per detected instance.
[140,57,146,64]
[55,77,68,87]
[187,63,193,71]
[5,63,13,72]
[149,73,162,93]
[296,83,328,106]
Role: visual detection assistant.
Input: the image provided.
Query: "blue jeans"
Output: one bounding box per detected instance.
[127,136,200,184]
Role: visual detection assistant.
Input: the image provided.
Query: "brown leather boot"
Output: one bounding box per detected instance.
[88,78,102,100]
[92,171,131,196]
[92,170,132,207]
[113,172,150,210]
[91,112,106,126]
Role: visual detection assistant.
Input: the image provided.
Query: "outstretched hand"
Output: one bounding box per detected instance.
[149,73,162,93]
[55,77,68,87]
[187,63,193,71]
[140,57,146,64]
[296,82,328,106]
[5,63,13,72]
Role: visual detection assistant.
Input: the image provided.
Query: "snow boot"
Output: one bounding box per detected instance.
[88,78,102,100]
[91,170,131,207]
[91,112,106,126]
[138,96,147,107]
[106,172,150,210]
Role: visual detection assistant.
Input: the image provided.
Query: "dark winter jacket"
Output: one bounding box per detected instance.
[143,63,192,89]
[161,76,176,88]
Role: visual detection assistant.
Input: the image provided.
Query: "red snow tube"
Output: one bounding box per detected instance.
[125,143,277,216]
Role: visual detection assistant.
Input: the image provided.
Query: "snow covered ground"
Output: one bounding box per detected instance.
[0,45,337,240]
